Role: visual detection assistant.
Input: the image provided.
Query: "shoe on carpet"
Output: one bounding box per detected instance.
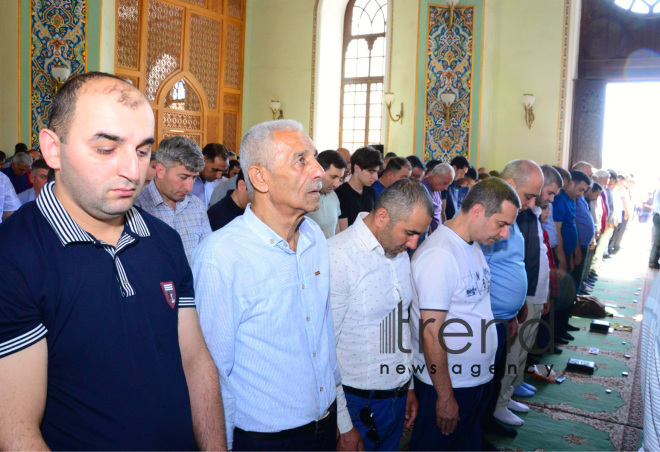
[513,385,535,397]
[589,270,599,277]
[483,419,518,437]
[650,263,660,270]
[603,254,612,259]
[507,400,530,413]
[493,408,524,426]
[585,277,597,284]
[551,346,563,354]
[556,337,569,345]
[562,333,575,341]
[566,324,580,331]
[581,285,594,294]
[521,381,537,392]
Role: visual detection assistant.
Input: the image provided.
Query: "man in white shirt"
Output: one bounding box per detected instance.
[192,143,228,207]
[306,150,347,238]
[330,179,433,451]
[18,159,51,205]
[409,178,520,451]
[0,171,20,223]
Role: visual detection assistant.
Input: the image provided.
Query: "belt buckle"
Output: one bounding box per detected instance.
[314,410,330,434]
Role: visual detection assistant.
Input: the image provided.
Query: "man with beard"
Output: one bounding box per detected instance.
[135,135,212,265]
[329,179,432,451]
[194,120,340,451]
[409,178,520,451]
[0,72,225,450]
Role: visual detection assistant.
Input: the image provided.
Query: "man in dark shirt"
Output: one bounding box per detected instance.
[371,157,411,197]
[208,169,250,231]
[336,146,383,231]
[1,151,32,194]
[0,72,226,450]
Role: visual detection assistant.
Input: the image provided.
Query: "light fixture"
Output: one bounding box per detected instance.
[440,91,456,127]
[269,100,283,120]
[384,92,403,123]
[51,64,71,93]
[446,0,460,31]
[522,93,535,129]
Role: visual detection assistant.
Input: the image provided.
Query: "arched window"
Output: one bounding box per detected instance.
[613,0,660,14]
[340,0,387,151]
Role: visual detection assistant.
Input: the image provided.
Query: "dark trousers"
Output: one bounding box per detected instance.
[609,218,628,253]
[233,411,337,451]
[410,377,492,451]
[345,390,407,451]
[650,213,660,266]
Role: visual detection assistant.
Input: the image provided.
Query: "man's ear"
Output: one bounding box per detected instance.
[248,165,269,194]
[373,207,390,229]
[237,179,247,191]
[506,178,517,190]
[353,164,362,175]
[471,203,485,222]
[155,163,168,179]
[39,128,62,170]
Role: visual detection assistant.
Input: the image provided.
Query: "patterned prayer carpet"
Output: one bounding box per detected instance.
[399,221,655,451]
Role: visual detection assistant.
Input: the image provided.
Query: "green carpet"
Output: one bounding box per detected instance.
[522,378,625,412]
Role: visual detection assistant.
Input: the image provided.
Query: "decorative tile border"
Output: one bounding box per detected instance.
[556,0,571,165]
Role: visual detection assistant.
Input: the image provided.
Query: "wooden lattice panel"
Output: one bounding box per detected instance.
[207,116,220,143]
[117,0,139,68]
[146,0,183,101]
[163,132,203,147]
[223,112,238,152]
[189,14,221,109]
[164,79,202,112]
[224,93,240,109]
[224,23,241,88]
[184,0,206,5]
[227,0,242,19]
[163,112,202,130]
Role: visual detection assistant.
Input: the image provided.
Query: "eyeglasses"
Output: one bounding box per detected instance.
[359,406,381,446]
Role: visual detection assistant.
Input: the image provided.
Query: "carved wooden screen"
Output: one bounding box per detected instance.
[114,0,245,152]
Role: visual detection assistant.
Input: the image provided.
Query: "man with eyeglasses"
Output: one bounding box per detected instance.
[329,179,433,451]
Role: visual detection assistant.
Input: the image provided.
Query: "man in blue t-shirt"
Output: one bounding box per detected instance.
[0,72,226,450]
[552,170,591,273]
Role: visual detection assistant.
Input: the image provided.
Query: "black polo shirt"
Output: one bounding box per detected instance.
[207,189,244,231]
[335,182,376,226]
[0,183,196,450]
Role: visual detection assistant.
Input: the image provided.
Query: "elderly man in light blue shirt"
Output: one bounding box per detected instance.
[193,120,340,451]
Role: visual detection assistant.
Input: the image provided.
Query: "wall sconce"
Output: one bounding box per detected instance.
[51,65,71,93]
[446,0,460,31]
[522,93,535,129]
[269,100,283,120]
[384,92,403,123]
[440,91,456,127]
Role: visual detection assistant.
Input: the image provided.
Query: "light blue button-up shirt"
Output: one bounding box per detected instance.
[192,205,339,449]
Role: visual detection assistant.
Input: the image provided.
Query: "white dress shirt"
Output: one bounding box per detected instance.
[0,172,20,223]
[328,212,414,433]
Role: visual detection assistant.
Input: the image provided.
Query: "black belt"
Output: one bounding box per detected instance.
[234,400,336,440]
[342,379,411,399]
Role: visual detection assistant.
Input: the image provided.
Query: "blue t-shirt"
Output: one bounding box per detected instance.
[552,190,578,257]
[480,222,528,320]
[575,196,595,249]
[372,180,386,198]
[0,183,196,450]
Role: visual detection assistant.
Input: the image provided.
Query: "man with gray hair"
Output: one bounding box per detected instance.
[135,135,211,264]
[330,179,432,451]
[1,151,33,194]
[193,120,340,451]
[421,162,454,232]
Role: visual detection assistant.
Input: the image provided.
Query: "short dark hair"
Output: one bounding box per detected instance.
[228,159,241,172]
[590,182,603,192]
[608,169,618,180]
[570,170,591,187]
[317,150,348,171]
[406,155,426,171]
[31,158,51,173]
[478,173,490,181]
[0,151,5,161]
[202,143,229,162]
[374,178,434,223]
[236,169,245,183]
[461,177,521,216]
[488,170,500,177]
[426,159,442,172]
[48,72,142,143]
[15,143,28,154]
[450,156,470,170]
[384,152,398,159]
[383,157,411,175]
[553,166,571,185]
[541,164,563,189]
[351,146,383,173]
[465,167,478,181]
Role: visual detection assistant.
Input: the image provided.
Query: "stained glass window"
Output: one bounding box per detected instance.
[613,0,660,14]
[340,0,387,152]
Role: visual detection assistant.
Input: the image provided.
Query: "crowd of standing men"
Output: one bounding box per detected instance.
[0,71,641,451]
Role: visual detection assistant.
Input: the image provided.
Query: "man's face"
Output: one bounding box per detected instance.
[156,163,198,204]
[538,182,560,208]
[355,165,379,187]
[428,171,453,192]
[28,150,41,161]
[512,173,543,210]
[228,165,241,178]
[32,168,49,194]
[266,130,324,214]
[474,201,519,245]
[377,205,432,258]
[566,181,588,200]
[453,166,467,181]
[145,159,157,184]
[586,188,602,202]
[45,81,154,221]
[12,161,31,177]
[540,205,550,223]
[410,167,424,181]
[200,156,228,181]
[320,164,345,194]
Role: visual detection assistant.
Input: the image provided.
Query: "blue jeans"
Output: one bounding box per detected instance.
[410,377,493,451]
[345,390,408,451]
